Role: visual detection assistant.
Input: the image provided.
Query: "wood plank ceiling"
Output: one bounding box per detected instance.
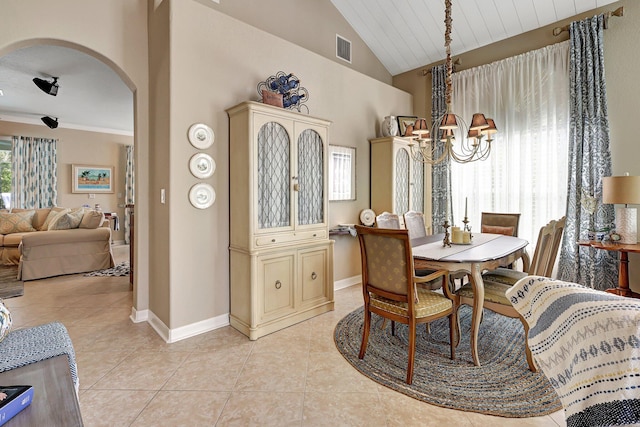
[330,0,619,76]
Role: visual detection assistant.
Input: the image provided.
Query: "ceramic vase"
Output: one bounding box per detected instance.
[381,115,398,137]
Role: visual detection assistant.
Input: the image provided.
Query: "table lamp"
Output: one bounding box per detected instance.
[602,174,640,244]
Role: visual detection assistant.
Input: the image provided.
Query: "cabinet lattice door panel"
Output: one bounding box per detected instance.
[227,101,334,340]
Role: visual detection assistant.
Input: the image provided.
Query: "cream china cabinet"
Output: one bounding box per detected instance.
[370,136,427,220]
[227,101,334,340]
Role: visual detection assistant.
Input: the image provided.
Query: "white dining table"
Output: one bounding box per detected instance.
[411,233,530,367]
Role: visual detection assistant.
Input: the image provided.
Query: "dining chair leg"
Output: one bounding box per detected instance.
[359,308,372,359]
[391,320,396,336]
[448,313,456,360]
[453,305,462,347]
[406,320,417,384]
[521,316,537,372]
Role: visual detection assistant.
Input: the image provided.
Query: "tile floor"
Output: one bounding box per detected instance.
[5,245,566,426]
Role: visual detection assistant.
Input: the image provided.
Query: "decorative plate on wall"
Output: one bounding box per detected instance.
[188,123,214,149]
[359,209,376,226]
[189,153,216,179]
[189,183,216,209]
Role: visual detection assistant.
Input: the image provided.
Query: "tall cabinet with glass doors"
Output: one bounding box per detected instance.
[227,101,334,340]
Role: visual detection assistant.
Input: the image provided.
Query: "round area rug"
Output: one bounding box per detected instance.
[334,305,562,418]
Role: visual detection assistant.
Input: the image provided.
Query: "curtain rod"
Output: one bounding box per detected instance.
[553,6,623,36]
[422,58,460,76]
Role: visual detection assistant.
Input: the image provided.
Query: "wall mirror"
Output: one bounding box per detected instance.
[328,145,356,201]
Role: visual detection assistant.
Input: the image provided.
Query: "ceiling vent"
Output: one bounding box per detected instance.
[336,35,352,64]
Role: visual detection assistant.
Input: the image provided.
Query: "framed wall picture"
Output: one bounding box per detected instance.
[72,164,114,193]
[396,115,418,137]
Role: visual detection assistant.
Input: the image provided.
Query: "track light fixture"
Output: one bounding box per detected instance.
[33,77,59,96]
[41,116,59,129]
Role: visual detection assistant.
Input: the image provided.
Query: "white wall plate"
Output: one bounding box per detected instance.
[188,123,214,149]
[189,153,216,179]
[189,183,216,209]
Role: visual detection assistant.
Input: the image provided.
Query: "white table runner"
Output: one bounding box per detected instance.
[412,233,501,260]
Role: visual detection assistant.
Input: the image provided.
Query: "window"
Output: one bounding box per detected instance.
[328,145,356,201]
[0,139,11,210]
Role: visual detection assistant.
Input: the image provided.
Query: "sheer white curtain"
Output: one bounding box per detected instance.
[449,41,570,251]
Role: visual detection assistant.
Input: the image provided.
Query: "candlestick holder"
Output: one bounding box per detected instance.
[442,220,451,247]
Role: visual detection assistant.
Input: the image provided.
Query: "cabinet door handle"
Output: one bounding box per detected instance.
[275,280,282,289]
[311,272,317,280]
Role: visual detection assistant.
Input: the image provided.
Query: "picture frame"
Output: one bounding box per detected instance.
[328,145,356,201]
[396,115,418,137]
[72,164,114,193]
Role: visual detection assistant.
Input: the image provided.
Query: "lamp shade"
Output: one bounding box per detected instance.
[469,113,489,131]
[602,176,640,205]
[412,118,430,139]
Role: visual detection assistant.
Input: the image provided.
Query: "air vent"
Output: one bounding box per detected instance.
[336,35,352,63]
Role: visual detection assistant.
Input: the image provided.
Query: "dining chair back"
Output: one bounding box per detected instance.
[480,212,521,237]
[355,225,456,384]
[403,210,428,241]
[527,216,567,277]
[375,212,401,229]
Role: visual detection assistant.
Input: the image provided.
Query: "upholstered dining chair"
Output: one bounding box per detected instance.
[481,212,522,269]
[375,211,401,229]
[454,216,566,372]
[355,225,456,384]
[403,210,428,241]
[480,212,521,236]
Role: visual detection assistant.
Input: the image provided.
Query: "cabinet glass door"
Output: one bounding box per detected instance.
[411,158,424,212]
[257,122,291,229]
[297,129,324,225]
[395,147,409,214]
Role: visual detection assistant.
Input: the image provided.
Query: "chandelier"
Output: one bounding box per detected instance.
[409,0,497,165]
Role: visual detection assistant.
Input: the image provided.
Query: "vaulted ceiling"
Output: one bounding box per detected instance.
[331,0,619,76]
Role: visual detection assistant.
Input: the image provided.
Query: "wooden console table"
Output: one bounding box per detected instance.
[578,240,640,298]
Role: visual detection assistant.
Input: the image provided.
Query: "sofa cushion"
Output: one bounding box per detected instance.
[0,211,36,234]
[48,208,84,231]
[40,207,68,231]
[79,210,104,229]
[12,208,52,230]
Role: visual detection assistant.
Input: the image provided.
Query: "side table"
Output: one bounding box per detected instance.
[578,240,640,298]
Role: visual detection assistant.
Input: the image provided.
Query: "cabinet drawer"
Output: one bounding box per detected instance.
[258,254,295,322]
[255,230,327,247]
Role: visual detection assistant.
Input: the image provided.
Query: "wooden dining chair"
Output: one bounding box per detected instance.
[375,212,401,229]
[355,225,456,384]
[454,216,566,372]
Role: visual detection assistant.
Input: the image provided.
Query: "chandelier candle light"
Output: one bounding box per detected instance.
[408,0,497,165]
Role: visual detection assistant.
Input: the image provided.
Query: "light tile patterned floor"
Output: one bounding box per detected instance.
[5,245,566,426]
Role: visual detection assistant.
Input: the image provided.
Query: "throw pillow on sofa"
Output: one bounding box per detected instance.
[48,208,85,231]
[79,209,104,229]
[0,299,11,343]
[0,211,36,234]
[40,207,68,231]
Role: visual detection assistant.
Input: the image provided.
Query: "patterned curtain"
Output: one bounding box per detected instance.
[11,136,57,209]
[557,14,617,290]
[431,64,452,232]
[124,145,135,245]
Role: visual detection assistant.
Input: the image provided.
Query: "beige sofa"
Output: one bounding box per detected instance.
[0,207,114,281]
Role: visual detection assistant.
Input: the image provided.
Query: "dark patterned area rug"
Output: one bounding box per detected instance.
[334,305,562,418]
[84,261,130,277]
[0,265,23,299]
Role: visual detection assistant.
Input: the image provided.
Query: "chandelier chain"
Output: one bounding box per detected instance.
[444,0,453,108]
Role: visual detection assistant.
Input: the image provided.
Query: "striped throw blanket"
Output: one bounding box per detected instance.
[506,276,640,427]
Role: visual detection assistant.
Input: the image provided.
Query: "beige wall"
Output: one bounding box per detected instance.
[394,0,640,292]
[159,1,410,329]
[205,0,392,85]
[0,122,131,243]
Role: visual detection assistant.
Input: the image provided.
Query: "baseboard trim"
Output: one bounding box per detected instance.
[334,275,360,291]
[140,310,230,343]
[130,307,148,323]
